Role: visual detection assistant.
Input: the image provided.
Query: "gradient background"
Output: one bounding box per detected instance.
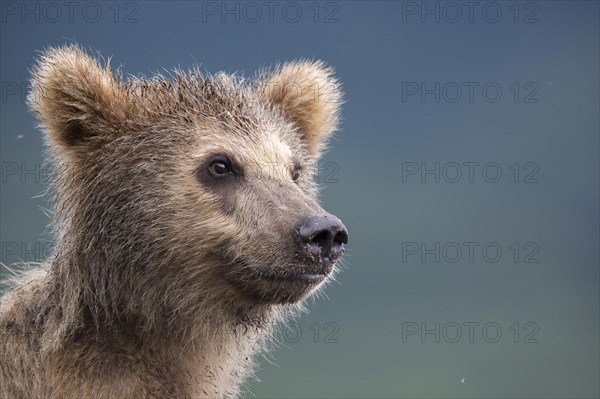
[1,1,598,398]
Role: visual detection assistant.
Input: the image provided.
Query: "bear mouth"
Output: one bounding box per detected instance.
[220,257,333,304]
[259,271,328,284]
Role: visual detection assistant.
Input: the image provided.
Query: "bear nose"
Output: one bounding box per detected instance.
[295,214,348,261]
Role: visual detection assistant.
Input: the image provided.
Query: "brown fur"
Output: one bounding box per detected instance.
[0,45,345,398]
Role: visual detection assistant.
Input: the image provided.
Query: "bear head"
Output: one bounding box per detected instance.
[28,45,348,320]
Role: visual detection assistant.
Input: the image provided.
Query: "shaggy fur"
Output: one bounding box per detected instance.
[0,45,345,398]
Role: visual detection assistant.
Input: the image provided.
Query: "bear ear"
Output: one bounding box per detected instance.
[28,45,130,157]
[256,61,343,158]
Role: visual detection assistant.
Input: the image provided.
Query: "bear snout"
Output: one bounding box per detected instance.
[294,213,348,265]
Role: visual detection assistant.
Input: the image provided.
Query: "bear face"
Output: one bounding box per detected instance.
[28,46,348,314]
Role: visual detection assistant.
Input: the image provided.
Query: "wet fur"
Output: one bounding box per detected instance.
[0,45,344,398]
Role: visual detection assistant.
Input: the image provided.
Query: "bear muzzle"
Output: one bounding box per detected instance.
[219,213,348,304]
[294,213,348,269]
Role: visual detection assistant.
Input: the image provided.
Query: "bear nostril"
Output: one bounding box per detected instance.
[295,214,349,259]
[312,230,334,249]
[333,230,349,246]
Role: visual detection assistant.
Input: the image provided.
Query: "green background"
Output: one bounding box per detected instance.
[1,1,598,397]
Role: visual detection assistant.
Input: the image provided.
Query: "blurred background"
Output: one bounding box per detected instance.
[1,1,598,398]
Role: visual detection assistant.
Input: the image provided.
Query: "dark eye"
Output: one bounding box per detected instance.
[292,167,302,182]
[209,158,232,177]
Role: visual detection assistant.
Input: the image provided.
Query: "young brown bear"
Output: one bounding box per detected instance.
[0,45,348,398]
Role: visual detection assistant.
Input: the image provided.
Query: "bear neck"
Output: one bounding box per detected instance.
[41,224,287,352]
[39,238,287,396]
[37,182,296,395]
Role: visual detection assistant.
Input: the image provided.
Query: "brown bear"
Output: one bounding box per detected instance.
[0,45,348,398]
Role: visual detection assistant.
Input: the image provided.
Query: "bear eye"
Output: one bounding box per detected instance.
[292,166,302,182]
[208,157,233,177]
